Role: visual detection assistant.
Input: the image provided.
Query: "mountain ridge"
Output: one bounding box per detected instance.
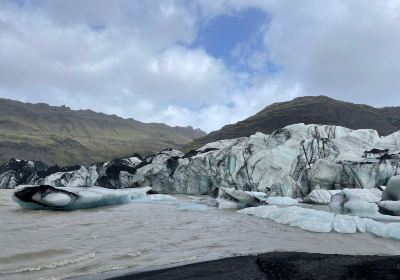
[0,98,205,166]
[184,95,400,151]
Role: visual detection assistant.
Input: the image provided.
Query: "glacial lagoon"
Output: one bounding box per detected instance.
[1,190,400,280]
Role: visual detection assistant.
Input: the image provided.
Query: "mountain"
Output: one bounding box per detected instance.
[184,95,400,151]
[0,98,205,166]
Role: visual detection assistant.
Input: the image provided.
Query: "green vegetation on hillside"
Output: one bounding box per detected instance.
[0,99,205,165]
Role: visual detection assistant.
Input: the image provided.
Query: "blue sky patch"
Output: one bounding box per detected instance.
[192,8,269,72]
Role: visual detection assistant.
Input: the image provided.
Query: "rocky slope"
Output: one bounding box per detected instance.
[184,96,400,151]
[0,98,205,166]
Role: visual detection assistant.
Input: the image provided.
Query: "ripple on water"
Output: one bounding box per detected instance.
[176,203,208,211]
[0,252,96,275]
[0,249,73,264]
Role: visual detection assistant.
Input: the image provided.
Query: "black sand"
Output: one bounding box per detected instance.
[107,252,400,280]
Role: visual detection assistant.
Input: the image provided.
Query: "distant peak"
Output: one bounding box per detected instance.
[292,95,335,101]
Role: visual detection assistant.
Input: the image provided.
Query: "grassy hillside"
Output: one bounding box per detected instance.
[184,96,400,151]
[0,98,205,165]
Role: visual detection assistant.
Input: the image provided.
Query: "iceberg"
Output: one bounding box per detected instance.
[238,206,334,233]
[364,219,400,239]
[333,215,357,234]
[13,185,152,210]
[215,187,262,209]
[265,196,299,206]
[328,188,400,220]
[302,190,341,205]
[216,197,244,209]
[238,205,400,239]
[341,188,382,203]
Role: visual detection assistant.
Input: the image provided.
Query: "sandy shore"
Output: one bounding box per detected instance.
[103,252,400,280]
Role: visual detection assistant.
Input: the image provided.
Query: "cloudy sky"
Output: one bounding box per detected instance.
[0,0,399,132]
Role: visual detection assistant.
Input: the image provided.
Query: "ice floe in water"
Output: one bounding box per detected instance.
[132,194,177,203]
[238,205,400,240]
[238,206,334,233]
[265,196,299,206]
[12,185,172,211]
[146,194,176,201]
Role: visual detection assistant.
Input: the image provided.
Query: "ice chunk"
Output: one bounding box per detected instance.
[218,187,260,207]
[265,196,299,206]
[238,206,334,233]
[342,188,382,203]
[246,191,268,201]
[131,193,177,204]
[354,216,366,233]
[378,200,400,216]
[238,205,400,239]
[387,223,400,239]
[302,190,341,205]
[215,187,261,209]
[13,185,152,210]
[329,192,346,214]
[216,198,244,209]
[191,196,218,207]
[150,194,176,200]
[382,175,400,200]
[329,189,382,217]
[356,218,400,239]
[364,219,388,238]
[343,199,379,216]
[142,194,176,201]
[333,215,357,233]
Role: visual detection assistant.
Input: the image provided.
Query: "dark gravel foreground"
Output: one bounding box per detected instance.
[108,252,400,280]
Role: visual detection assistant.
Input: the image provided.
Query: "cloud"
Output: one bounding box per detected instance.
[261,0,400,106]
[0,0,399,133]
[0,0,278,132]
[0,1,206,116]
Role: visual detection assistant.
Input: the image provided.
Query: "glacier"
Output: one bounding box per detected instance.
[2,124,399,197]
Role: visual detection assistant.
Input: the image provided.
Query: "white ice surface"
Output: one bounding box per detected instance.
[216,198,243,209]
[36,192,73,207]
[364,219,400,239]
[333,215,357,234]
[133,194,177,202]
[342,188,382,203]
[265,196,299,206]
[343,199,380,216]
